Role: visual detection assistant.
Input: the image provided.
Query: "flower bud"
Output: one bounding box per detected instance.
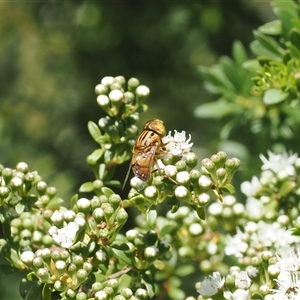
[16,162,29,173]
[201,158,215,172]
[174,185,188,200]
[37,268,50,282]
[198,175,212,190]
[101,76,114,86]
[77,198,91,213]
[176,171,190,185]
[116,208,128,224]
[95,290,108,300]
[95,84,108,95]
[36,181,47,195]
[198,193,210,206]
[128,77,140,91]
[144,186,158,200]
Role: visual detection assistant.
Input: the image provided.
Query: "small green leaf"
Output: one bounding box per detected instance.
[146,209,157,227]
[88,121,102,142]
[79,182,94,193]
[46,197,64,209]
[263,89,288,105]
[111,248,132,265]
[19,277,42,300]
[15,203,25,214]
[111,242,130,251]
[279,181,296,197]
[118,274,132,291]
[70,194,78,208]
[175,265,195,276]
[232,40,248,66]
[258,20,282,35]
[221,184,235,194]
[195,206,206,220]
[101,187,114,198]
[89,149,104,162]
[194,99,240,119]
[289,28,300,49]
[42,283,52,300]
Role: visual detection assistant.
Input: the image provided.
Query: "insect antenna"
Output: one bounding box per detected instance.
[122,162,132,190]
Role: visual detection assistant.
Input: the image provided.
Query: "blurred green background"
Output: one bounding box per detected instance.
[0,1,273,299]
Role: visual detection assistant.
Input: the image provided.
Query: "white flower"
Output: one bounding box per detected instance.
[235,271,251,289]
[260,150,298,177]
[241,176,261,197]
[49,222,79,248]
[245,197,264,220]
[197,272,225,297]
[225,227,249,258]
[162,130,193,156]
[224,289,250,300]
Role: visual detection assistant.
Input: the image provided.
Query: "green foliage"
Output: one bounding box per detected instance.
[195,0,300,141]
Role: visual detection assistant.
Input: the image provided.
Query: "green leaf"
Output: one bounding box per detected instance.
[118,274,132,291]
[42,284,52,300]
[250,41,282,60]
[175,265,195,276]
[195,206,205,220]
[279,181,296,197]
[232,40,248,66]
[111,242,130,251]
[19,278,42,300]
[220,57,240,90]
[101,187,114,198]
[15,203,25,214]
[46,197,64,209]
[221,184,235,194]
[79,182,94,193]
[142,272,155,298]
[286,41,300,58]
[89,148,104,162]
[253,31,285,57]
[258,20,282,35]
[88,121,102,142]
[289,28,300,49]
[146,208,157,227]
[242,59,262,72]
[98,163,106,180]
[263,88,289,105]
[70,194,78,208]
[111,248,132,265]
[194,99,240,119]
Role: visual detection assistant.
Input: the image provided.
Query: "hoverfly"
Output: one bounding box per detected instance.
[131,119,166,181]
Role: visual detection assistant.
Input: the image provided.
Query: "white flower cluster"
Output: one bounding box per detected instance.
[225,221,300,259]
[162,130,193,156]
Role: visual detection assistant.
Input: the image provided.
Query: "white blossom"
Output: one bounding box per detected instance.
[260,150,298,177]
[241,176,261,197]
[49,222,79,248]
[197,272,225,297]
[162,130,193,156]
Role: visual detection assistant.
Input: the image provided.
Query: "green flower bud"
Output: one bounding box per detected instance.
[128,78,140,91]
[198,175,212,190]
[36,181,47,195]
[185,152,198,168]
[43,209,53,222]
[92,282,103,292]
[189,223,203,236]
[95,84,108,95]
[83,261,93,273]
[176,171,190,185]
[225,157,240,172]
[106,278,119,290]
[76,292,88,300]
[144,186,158,200]
[121,288,133,298]
[114,296,126,300]
[51,250,61,262]
[32,230,43,244]
[16,162,29,173]
[64,210,76,222]
[268,264,280,277]
[109,194,122,208]
[40,195,50,205]
[103,286,114,296]
[136,85,150,102]
[91,197,101,209]
[144,245,159,259]
[10,177,23,190]
[37,267,50,282]
[174,185,189,200]
[77,268,88,280]
[216,168,226,182]
[101,76,114,86]
[201,158,215,172]
[73,255,84,266]
[20,229,32,239]
[20,250,35,265]
[0,186,9,198]
[95,249,108,264]
[116,207,128,224]
[2,168,12,182]
[24,172,35,183]
[93,207,105,223]
[124,91,135,104]
[198,193,210,206]
[95,290,108,300]
[102,203,114,219]
[66,289,77,299]
[55,260,67,275]
[135,288,148,299]
[77,198,91,213]
[216,151,227,165]
[126,229,140,241]
[50,211,64,226]
[46,186,57,198]
[175,160,186,172]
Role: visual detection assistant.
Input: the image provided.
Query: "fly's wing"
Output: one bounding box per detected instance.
[131,143,158,181]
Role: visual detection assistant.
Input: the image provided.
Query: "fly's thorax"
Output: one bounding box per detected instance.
[143,119,166,137]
